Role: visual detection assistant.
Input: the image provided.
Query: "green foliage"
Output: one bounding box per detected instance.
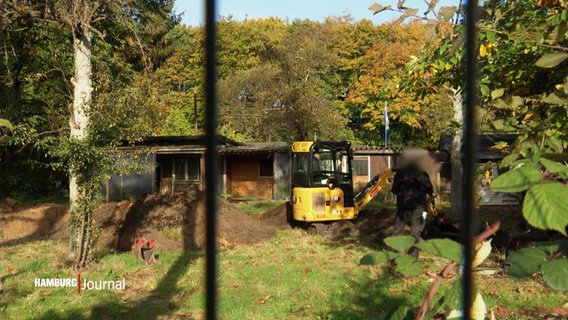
[344,22,453,147]
[384,235,416,253]
[360,251,398,265]
[535,53,568,68]
[506,247,548,278]
[358,232,496,318]
[359,236,419,277]
[523,181,568,235]
[443,281,466,311]
[540,259,568,291]
[0,119,13,132]
[394,255,422,276]
[387,306,414,320]
[491,153,568,291]
[401,0,568,160]
[163,108,194,136]
[415,238,463,262]
[489,164,543,192]
[491,154,568,235]
[0,0,179,268]
[0,160,60,199]
[506,245,568,291]
[533,240,568,253]
[540,158,568,179]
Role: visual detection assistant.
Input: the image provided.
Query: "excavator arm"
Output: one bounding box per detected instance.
[354,168,394,211]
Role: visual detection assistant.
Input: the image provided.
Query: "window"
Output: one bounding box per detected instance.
[352,156,369,176]
[160,155,200,181]
[292,153,309,173]
[259,158,273,177]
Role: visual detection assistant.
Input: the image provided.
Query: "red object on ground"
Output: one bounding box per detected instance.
[146,239,156,248]
[132,237,146,250]
[132,237,157,264]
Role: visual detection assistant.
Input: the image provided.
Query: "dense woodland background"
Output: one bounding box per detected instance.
[0,14,446,197]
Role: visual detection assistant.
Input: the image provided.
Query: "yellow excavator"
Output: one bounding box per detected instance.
[290,140,398,234]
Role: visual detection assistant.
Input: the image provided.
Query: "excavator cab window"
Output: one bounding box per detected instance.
[311,146,352,187]
[291,152,310,187]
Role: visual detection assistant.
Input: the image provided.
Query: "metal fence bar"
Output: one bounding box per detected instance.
[204,0,218,319]
[462,0,480,317]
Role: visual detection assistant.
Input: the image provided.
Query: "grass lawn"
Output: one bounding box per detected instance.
[234,199,286,216]
[1,229,566,320]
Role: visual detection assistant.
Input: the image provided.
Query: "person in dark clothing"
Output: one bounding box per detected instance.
[391,159,434,242]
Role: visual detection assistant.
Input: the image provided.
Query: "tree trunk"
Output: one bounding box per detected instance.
[68,31,93,261]
[449,87,463,217]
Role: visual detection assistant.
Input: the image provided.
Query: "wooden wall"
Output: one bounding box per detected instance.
[226,154,273,199]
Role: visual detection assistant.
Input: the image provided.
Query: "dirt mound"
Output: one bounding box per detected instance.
[0,199,128,244]
[0,201,69,239]
[115,187,277,251]
[1,189,278,251]
[258,203,291,230]
[256,201,396,240]
[325,209,395,240]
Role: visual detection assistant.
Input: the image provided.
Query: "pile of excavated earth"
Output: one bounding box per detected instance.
[0,188,278,251]
[0,189,400,251]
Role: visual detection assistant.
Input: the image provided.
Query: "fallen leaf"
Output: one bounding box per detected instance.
[259,294,271,304]
[526,287,537,294]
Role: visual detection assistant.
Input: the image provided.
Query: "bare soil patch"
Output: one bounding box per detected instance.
[0,199,68,240]
[256,202,396,241]
[257,202,292,230]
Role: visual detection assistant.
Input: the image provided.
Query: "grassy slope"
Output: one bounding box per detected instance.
[1,230,566,320]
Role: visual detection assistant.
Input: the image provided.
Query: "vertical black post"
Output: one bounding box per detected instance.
[204,0,218,319]
[462,0,479,318]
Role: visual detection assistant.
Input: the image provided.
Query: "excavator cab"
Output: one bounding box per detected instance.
[290,141,358,223]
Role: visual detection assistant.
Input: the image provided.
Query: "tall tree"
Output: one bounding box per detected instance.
[345,22,453,147]
[1,0,177,267]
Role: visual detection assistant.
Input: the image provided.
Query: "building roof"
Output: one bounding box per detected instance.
[219,142,290,154]
[352,146,403,154]
[124,135,240,147]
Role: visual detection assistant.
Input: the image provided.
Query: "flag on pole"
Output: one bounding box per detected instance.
[384,101,390,147]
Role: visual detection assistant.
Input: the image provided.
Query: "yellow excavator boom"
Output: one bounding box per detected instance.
[354,168,394,212]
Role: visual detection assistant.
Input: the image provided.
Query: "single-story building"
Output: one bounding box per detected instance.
[103,134,519,205]
[102,136,290,201]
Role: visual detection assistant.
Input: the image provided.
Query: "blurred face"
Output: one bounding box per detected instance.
[400,148,426,168]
